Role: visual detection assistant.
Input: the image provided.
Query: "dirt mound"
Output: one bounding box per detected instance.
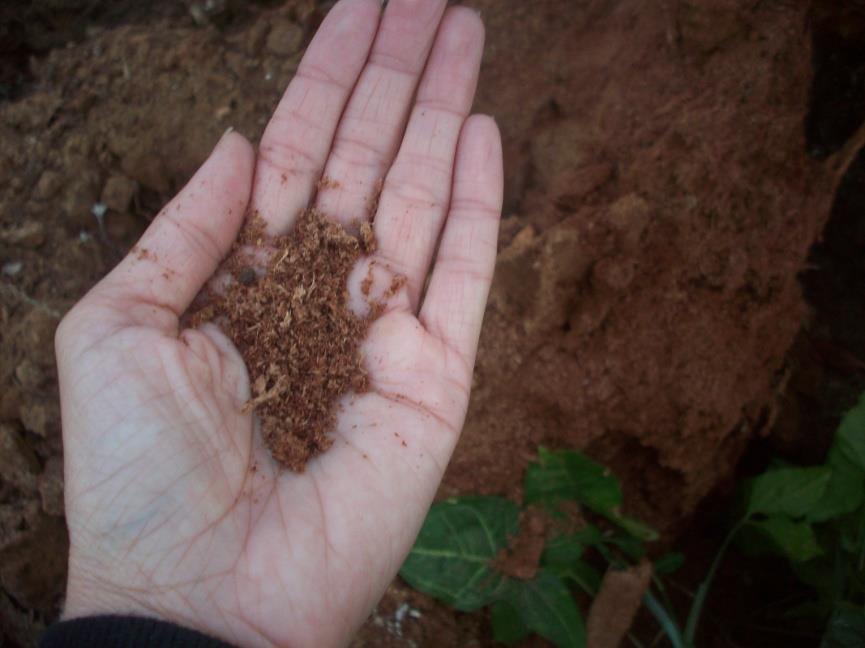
[0,0,853,645]
[443,0,843,533]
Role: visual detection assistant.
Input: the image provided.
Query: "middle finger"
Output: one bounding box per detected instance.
[314,0,448,225]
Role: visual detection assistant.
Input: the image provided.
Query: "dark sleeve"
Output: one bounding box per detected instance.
[40,615,236,648]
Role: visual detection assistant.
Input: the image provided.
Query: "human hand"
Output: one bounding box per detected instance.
[54,1,503,646]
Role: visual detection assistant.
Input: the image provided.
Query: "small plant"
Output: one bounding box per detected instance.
[400,392,865,647]
[721,393,865,647]
[399,448,666,647]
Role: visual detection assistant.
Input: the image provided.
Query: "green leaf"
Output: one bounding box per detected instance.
[490,601,529,646]
[540,532,604,595]
[734,521,785,557]
[400,496,520,611]
[606,531,647,560]
[654,552,685,575]
[837,393,865,472]
[570,524,606,547]
[525,448,658,540]
[525,448,622,513]
[569,560,604,596]
[810,446,865,523]
[745,466,832,518]
[821,604,865,648]
[504,570,586,648]
[612,514,660,542]
[750,516,823,563]
[541,534,587,573]
[791,557,837,604]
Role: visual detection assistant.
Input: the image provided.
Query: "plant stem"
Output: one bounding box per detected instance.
[644,590,687,648]
[683,518,746,645]
[627,632,647,648]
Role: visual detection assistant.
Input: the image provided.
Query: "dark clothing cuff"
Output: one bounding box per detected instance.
[40,615,235,648]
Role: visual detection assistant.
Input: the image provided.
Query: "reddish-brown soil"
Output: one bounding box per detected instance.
[0,0,860,646]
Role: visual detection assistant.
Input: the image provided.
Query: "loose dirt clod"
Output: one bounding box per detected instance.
[494,507,549,580]
[586,561,653,648]
[197,209,376,471]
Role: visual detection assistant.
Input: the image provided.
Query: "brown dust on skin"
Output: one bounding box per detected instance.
[193,209,382,471]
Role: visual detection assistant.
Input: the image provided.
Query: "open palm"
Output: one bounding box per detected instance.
[54,1,503,646]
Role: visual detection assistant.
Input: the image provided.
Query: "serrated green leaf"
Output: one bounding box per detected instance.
[654,552,685,575]
[821,604,865,648]
[524,448,658,541]
[809,446,865,523]
[745,466,831,518]
[491,600,529,646]
[750,516,823,563]
[837,394,865,473]
[400,496,520,611]
[504,570,587,648]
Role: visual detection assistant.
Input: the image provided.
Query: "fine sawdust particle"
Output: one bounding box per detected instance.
[360,262,375,297]
[317,175,341,191]
[197,208,379,471]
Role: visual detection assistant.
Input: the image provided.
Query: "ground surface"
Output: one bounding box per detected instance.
[0,1,861,646]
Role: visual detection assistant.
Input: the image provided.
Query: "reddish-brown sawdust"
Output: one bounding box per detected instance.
[195,209,377,471]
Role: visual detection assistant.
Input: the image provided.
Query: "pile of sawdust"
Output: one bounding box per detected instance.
[196,209,377,471]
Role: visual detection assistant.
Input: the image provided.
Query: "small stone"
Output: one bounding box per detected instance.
[19,399,59,438]
[32,170,63,201]
[2,261,22,277]
[266,19,304,56]
[91,202,107,219]
[100,174,138,212]
[0,222,45,248]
